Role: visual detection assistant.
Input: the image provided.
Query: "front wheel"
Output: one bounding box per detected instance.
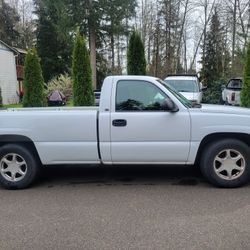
[0,144,40,189]
[200,139,250,188]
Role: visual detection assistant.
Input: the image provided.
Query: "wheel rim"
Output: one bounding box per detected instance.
[0,153,27,182]
[213,149,246,180]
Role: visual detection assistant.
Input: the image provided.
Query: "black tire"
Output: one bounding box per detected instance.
[0,144,40,189]
[200,139,250,188]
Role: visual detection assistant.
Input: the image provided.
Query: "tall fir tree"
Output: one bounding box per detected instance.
[100,0,137,73]
[23,48,46,107]
[127,31,146,75]
[232,47,245,77]
[240,42,250,107]
[200,10,224,87]
[160,0,181,75]
[72,32,94,106]
[35,0,72,82]
[0,0,20,45]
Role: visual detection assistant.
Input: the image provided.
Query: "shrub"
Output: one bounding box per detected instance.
[241,42,250,107]
[72,31,94,106]
[23,48,46,107]
[202,80,224,104]
[46,73,72,100]
[127,31,146,75]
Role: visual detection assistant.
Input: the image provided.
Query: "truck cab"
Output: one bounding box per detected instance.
[99,76,191,164]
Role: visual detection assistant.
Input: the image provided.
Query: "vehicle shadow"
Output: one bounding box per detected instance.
[38,164,207,188]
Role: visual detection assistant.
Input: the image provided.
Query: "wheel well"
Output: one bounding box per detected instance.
[0,135,42,164]
[195,133,250,165]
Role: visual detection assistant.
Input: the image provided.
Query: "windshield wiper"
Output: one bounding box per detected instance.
[178,90,190,92]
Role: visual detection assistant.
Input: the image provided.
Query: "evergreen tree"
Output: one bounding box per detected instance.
[0,87,3,107]
[200,10,225,87]
[0,0,20,45]
[232,46,245,77]
[241,42,250,107]
[34,0,136,84]
[100,0,137,73]
[159,0,181,75]
[127,31,146,75]
[23,48,46,107]
[35,0,72,82]
[72,32,94,106]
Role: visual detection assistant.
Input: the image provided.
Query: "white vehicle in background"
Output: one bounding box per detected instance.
[164,74,205,104]
[221,78,242,106]
[94,90,101,106]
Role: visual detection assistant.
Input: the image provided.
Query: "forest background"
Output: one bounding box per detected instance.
[0,0,249,91]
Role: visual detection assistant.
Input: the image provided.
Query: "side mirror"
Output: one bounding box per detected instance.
[162,98,179,112]
[201,86,207,91]
[221,85,226,90]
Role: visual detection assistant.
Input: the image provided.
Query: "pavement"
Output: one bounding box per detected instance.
[0,165,250,250]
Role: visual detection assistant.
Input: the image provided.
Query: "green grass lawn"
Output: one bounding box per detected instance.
[3,103,23,108]
[3,99,74,108]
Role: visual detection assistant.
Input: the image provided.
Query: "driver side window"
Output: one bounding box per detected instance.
[116,80,167,111]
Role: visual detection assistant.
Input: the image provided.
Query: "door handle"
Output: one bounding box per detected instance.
[112,119,127,127]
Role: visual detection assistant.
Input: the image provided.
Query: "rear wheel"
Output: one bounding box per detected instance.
[0,144,40,189]
[200,139,250,188]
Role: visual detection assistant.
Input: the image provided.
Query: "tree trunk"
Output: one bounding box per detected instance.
[117,35,121,74]
[89,26,96,90]
[190,0,216,71]
[88,0,96,89]
[184,31,187,73]
[154,17,160,77]
[232,0,237,66]
[111,32,115,72]
[175,0,189,72]
[237,0,248,53]
[202,0,208,71]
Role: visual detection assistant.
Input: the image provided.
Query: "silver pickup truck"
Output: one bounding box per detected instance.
[0,75,250,189]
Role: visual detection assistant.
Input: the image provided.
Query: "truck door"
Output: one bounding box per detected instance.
[110,79,191,164]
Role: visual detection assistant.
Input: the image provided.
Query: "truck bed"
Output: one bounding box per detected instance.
[0,107,100,164]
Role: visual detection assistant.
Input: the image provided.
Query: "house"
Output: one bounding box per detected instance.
[0,40,26,105]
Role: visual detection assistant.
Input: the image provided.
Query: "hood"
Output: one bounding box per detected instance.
[180,92,199,101]
[199,104,250,116]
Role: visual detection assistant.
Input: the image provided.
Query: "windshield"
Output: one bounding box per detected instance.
[165,79,199,92]
[227,79,242,89]
[157,79,193,108]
